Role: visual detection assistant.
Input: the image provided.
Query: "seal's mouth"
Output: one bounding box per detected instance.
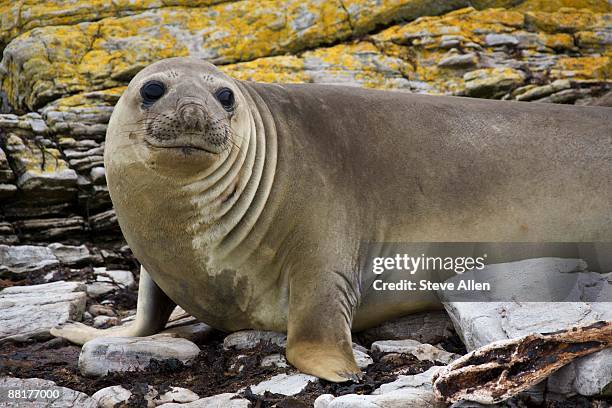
[144,140,218,155]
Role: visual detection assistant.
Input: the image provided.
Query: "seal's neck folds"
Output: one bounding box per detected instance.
[185,82,278,261]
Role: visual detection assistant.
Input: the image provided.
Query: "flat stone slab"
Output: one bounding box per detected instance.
[353,347,374,369]
[79,336,200,377]
[0,281,86,343]
[86,267,135,297]
[249,373,317,396]
[48,243,97,266]
[371,339,458,364]
[260,353,288,369]
[315,387,445,408]
[0,376,96,407]
[223,330,287,350]
[373,366,444,395]
[0,244,59,277]
[158,392,250,408]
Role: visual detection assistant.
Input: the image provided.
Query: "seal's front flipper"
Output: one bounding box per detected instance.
[50,266,176,345]
[285,268,362,382]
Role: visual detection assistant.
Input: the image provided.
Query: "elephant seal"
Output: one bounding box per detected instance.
[52,57,612,382]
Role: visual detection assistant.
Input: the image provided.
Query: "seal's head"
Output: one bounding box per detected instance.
[105,57,250,176]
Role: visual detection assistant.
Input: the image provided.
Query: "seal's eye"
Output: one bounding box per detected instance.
[215,88,235,112]
[140,80,166,106]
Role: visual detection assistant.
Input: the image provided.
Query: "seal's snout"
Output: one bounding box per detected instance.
[178,100,208,132]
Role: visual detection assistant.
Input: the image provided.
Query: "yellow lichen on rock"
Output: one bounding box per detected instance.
[525,8,604,33]
[0,0,233,50]
[513,0,611,13]
[372,7,525,47]
[464,67,526,98]
[3,133,78,200]
[370,6,610,97]
[337,0,518,35]
[551,56,611,79]
[48,88,127,110]
[1,1,354,111]
[1,1,610,113]
[222,56,308,84]
[223,42,414,90]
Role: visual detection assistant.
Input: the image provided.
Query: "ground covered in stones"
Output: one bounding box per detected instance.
[0,325,435,407]
[0,252,612,408]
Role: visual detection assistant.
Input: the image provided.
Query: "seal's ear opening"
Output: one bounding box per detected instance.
[141,80,166,107]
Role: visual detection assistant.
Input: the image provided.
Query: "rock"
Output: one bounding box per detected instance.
[357,310,455,345]
[156,387,200,405]
[464,68,526,98]
[48,243,96,266]
[0,244,59,277]
[157,392,250,408]
[0,183,17,199]
[88,304,116,317]
[91,385,135,408]
[2,133,77,201]
[314,388,445,408]
[0,377,96,407]
[93,315,120,328]
[86,267,135,297]
[0,1,348,110]
[535,87,594,104]
[314,394,336,408]
[442,258,612,397]
[300,43,412,89]
[223,330,287,350]
[79,336,200,377]
[0,222,18,245]
[485,33,520,46]
[353,347,374,369]
[438,52,478,68]
[161,322,216,343]
[159,308,217,342]
[261,353,289,368]
[373,366,444,394]
[547,346,612,397]
[0,147,15,182]
[3,3,609,112]
[249,373,318,396]
[90,166,106,184]
[222,42,412,90]
[371,339,458,364]
[1,1,546,111]
[515,78,571,100]
[13,216,86,242]
[89,209,120,232]
[0,281,86,342]
[92,384,199,407]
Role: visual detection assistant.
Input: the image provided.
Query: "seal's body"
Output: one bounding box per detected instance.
[52,58,612,382]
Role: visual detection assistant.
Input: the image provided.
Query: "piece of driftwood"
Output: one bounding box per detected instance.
[432,321,611,404]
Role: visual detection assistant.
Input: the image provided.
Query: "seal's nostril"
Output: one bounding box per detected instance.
[178,104,208,131]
